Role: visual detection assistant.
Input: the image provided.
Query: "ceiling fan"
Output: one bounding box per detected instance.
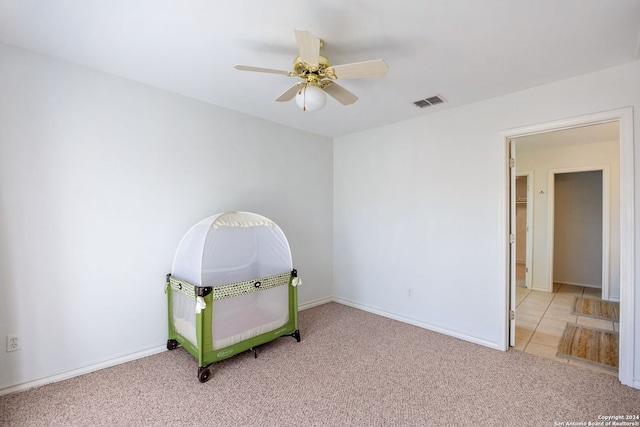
[235,30,389,111]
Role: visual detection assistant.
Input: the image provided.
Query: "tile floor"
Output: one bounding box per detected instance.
[513,283,619,376]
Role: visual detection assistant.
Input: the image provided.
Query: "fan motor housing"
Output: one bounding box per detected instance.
[293,55,331,75]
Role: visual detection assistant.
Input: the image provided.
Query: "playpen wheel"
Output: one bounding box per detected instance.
[167,339,178,350]
[293,330,301,342]
[198,367,211,383]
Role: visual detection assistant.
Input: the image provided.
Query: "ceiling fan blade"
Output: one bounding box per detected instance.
[323,82,358,105]
[235,65,292,76]
[325,59,388,79]
[294,29,320,66]
[275,83,302,102]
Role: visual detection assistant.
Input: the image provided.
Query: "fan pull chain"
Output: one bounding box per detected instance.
[300,84,307,111]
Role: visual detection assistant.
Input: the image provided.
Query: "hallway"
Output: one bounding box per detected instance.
[514,283,618,375]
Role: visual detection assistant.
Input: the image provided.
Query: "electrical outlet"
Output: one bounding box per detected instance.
[6,335,20,352]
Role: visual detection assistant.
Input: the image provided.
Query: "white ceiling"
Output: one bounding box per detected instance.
[1,1,639,138]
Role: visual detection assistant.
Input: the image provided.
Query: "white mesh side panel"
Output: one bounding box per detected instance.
[211,284,289,350]
[172,291,197,346]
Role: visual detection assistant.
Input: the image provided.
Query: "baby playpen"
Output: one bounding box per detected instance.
[165,211,300,382]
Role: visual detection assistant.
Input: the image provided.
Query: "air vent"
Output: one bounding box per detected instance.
[414,95,446,108]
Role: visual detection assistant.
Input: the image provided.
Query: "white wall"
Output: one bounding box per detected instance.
[333,60,640,381]
[0,43,333,391]
[517,140,620,295]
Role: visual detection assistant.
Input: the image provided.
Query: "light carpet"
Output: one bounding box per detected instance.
[1,302,639,426]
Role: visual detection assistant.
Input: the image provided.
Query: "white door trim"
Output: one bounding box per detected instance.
[516,171,534,288]
[547,166,610,297]
[500,107,635,388]
[509,141,517,346]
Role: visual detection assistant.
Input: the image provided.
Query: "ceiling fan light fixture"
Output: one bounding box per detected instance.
[236,30,388,110]
[295,84,327,111]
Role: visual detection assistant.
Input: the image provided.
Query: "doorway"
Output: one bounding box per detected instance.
[501,107,634,387]
[551,169,606,292]
[515,173,533,289]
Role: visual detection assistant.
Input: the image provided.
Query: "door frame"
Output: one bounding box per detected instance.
[547,166,610,298]
[516,171,534,289]
[500,107,634,387]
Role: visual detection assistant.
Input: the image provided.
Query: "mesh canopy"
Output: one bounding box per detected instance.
[171,211,292,286]
[170,211,294,350]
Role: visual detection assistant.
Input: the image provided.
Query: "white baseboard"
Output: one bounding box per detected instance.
[299,296,334,311]
[554,280,601,289]
[332,297,503,351]
[301,297,503,350]
[0,345,167,397]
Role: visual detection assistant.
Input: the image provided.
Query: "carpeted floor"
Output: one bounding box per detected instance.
[1,302,639,426]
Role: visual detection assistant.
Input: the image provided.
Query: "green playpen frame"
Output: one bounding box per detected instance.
[165,269,300,382]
